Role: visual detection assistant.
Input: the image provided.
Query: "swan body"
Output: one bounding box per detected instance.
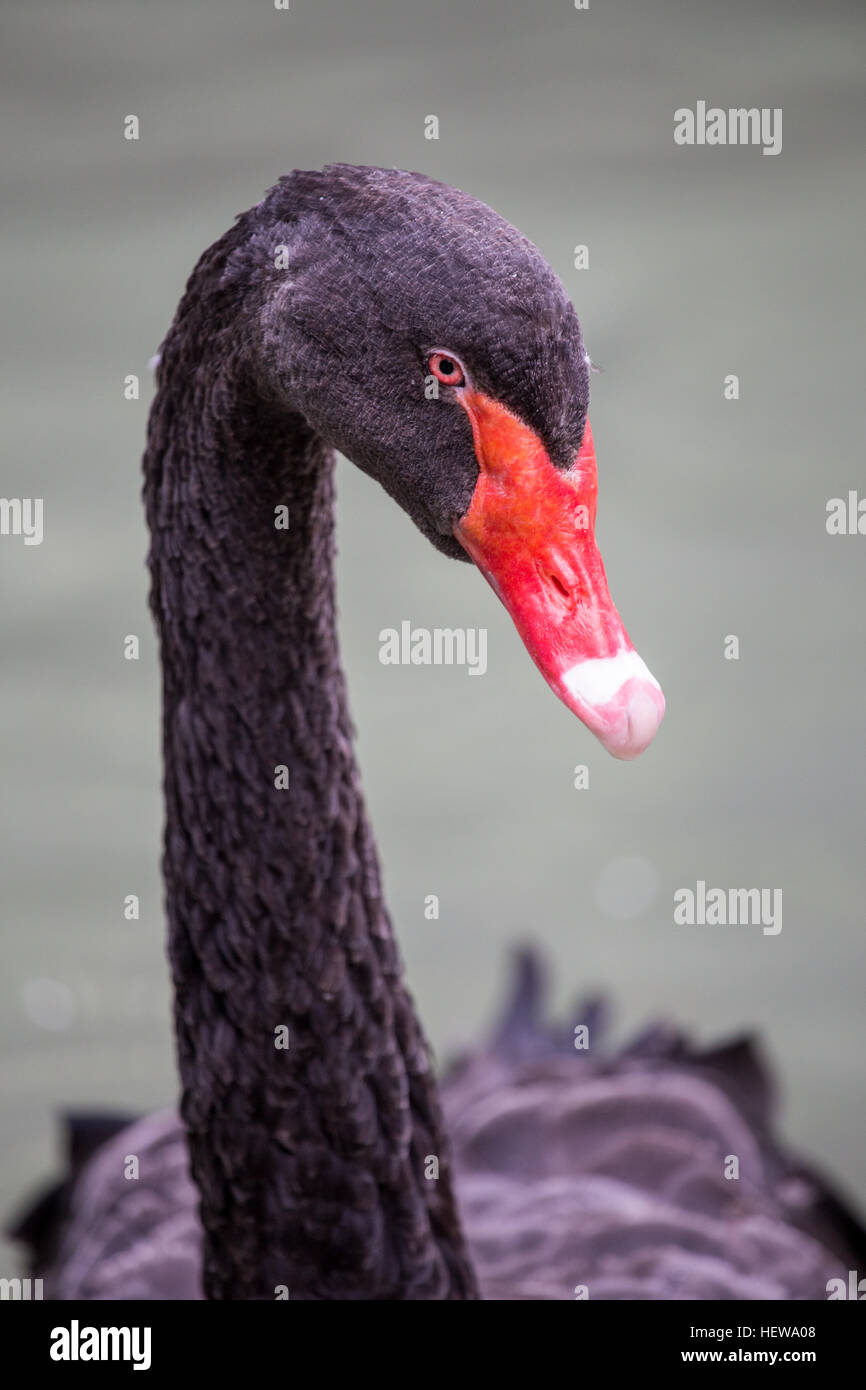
[19,960,864,1300]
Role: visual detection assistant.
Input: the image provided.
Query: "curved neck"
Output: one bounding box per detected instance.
[144,257,477,1300]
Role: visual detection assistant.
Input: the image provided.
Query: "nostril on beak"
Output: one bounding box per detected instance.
[548,572,569,599]
[538,564,572,605]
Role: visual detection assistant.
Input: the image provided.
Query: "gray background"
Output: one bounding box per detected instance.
[2,0,865,1268]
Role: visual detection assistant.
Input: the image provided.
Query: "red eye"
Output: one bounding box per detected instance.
[428,351,466,387]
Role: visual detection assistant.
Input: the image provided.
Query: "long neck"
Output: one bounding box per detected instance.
[144,258,478,1300]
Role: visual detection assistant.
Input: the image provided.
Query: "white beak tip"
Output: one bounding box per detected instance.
[560,650,664,759]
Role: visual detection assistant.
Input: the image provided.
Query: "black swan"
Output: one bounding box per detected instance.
[13,165,864,1301]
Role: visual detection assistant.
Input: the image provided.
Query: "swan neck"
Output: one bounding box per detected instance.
[143,272,477,1299]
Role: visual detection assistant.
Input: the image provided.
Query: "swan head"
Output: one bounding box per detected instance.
[252,165,664,758]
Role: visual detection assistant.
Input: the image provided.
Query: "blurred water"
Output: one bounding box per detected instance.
[2,0,865,1269]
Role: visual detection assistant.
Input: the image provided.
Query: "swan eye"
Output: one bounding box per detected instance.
[428,352,466,387]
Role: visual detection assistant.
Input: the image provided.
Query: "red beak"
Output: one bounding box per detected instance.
[454,390,664,759]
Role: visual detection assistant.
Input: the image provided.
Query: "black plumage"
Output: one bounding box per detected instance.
[11,166,864,1300]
